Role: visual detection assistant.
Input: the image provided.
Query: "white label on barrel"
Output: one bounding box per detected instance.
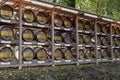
[102,33,105,35]
[23,61,32,64]
[37,24,45,27]
[86,59,91,61]
[55,60,61,62]
[38,61,45,64]
[113,58,115,60]
[65,60,71,62]
[78,45,83,47]
[86,45,90,47]
[1,41,11,43]
[64,28,70,31]
[55,44,61,46]
[85,31,90,33]
[97,46,100,48]
[103,59,107,61]
[65,44,70,46]
[117,58,120,60]
[103,46,107,48]
[1,62,10,65]
[78,60,83,62]
[97,47,101,49]
[24,42,32,44]
[38,43,45,45]
[97,59,101,61]
[112,46,115,48]
[116,35,119,37]
[116,47,119,48]
[24,22,32,26]
[1,19,11,23]
[97,33,99,35]
[78,30,82,32]
[55,27,60,29]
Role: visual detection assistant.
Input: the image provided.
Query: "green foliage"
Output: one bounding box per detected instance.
[58,0,75,8]
[75,0,120,19]
[49,0,120,19]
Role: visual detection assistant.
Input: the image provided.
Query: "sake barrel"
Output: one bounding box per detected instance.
[22,29,34,42]
[113,49,120,58]
[0,25,14,41]
[78,35,83,44]
[101,25,108,34]
[54,48,63,60]
[84,22,91,31]
[63,17,72,28]
[23,9,35,23]
[78,49,84,59]
[84,49,94,59]
[112,27,116,34]
[0,47,13,62]
[84,35,92,44]
[34,30,47,42]
[97,50,103,58]
[22,47,34,61]
[54,15,62,27]
[0,5,13,20]
[71,48,84,59]
[61,32,73,44]
[100,37,107,45]
[113,37,120,46]
[62,48,73,59]
[36,12,48,25]
[91,36,101,45]
[54,31,62,43]
[97,37,101,45]
[97,23,102,32]
[73,35,83,44]
[34,47,47,60]
[115,27,120,35]
[101,49,108,58]
[78,20,83,30]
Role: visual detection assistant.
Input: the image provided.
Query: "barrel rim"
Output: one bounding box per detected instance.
[84,21,92,31]
[36,11,49,25]
[78,20,84,30]
[63,16,72,28]
[34,47,48,60]
[54,14,63,27]
[23,9,35,23]
[62,48,73,59]
[35,30,47,42]
[54,48,63,60]
[62,32,73,44]
[54,31,62,43]
[22,47,34,61]
[0,25,14,41]
[0,47,13,62]
[78,49,85,58]
[0,5,13,20]
[22,28,34,42]
[84,49,94,59]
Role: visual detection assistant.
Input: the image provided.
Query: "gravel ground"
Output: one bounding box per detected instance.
[0,62,120,80]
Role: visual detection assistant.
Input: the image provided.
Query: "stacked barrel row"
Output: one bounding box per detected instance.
[96,23,111,59]
[0,4,119,64]
[112,26,120,58]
